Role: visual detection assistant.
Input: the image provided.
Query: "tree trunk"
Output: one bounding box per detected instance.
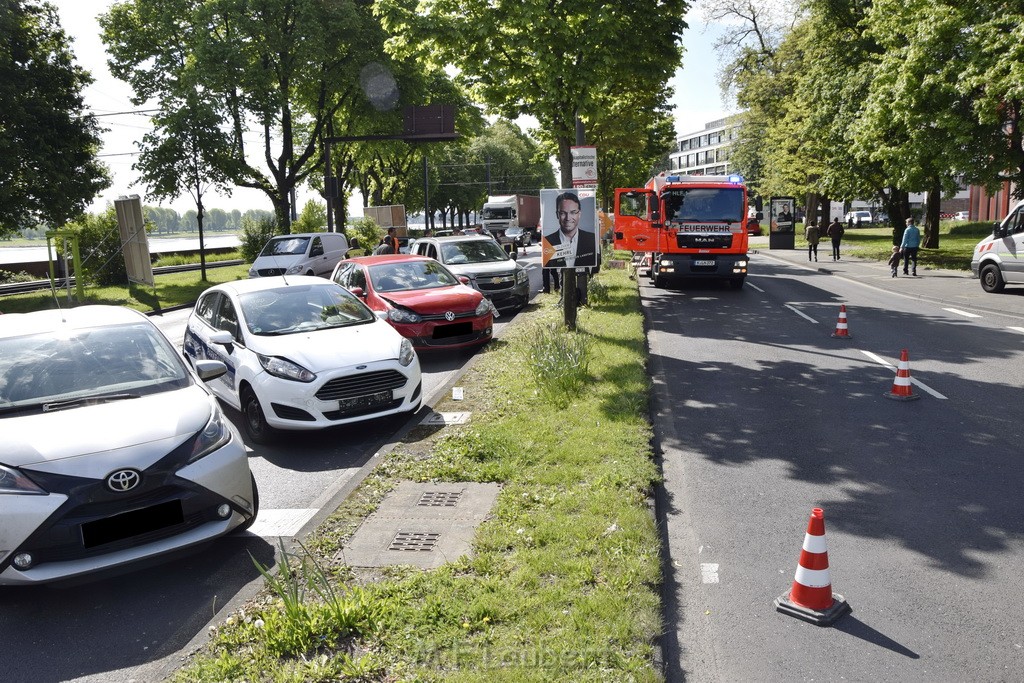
[923,180,941,249]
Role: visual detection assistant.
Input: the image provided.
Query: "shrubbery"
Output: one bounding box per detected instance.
[240,215,280,263]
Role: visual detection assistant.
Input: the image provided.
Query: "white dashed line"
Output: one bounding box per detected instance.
[746,282,765,293]
[784,304,818,323]
[860,350,947,399]
[943,308,982,318]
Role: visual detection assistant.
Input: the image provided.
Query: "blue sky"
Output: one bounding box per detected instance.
[54,1,730,215]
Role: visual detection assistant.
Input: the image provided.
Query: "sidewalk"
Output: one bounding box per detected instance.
[748,236,1024,320]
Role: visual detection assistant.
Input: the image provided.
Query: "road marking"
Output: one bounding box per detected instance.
[746,281,765,292]
[246,508,318,537]
[784,304,818,323]
[943,307,981,318]
[700,563,720,584]
[1008,327,1024,335]
[860,350,948,399]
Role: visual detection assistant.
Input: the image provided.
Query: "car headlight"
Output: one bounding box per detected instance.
[285,264,304,275]
[516,268,528,284]
[189,405,233,462]
[0,464,46,495]
[398,338,416,367]
[387,307,422,324]
[475,298,492,316]
[248,266,258,277]
[257,353,316,382]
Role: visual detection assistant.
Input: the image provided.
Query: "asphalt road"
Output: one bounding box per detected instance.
[651,249,1024,681]
[0,252,547,683]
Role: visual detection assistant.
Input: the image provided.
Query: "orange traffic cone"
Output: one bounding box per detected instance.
[775,508,851,626]
[885,349,920,401]
[830,304,851,338]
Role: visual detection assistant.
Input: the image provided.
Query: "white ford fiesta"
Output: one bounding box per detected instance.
[0,306,257,586]
[182,276,422,444]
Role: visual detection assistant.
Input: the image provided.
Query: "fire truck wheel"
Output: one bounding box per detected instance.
[729,277,745,290]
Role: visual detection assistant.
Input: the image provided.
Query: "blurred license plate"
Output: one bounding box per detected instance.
[339,390,391,411]
[694,259,716,267]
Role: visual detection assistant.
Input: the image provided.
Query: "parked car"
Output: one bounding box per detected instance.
[183,276,421,443]
[0,305,257,585]
[505,227,532,247]
[954,211,970,221]
[844,210,873,225]
[331,254,493,351]
[408,235,530,312]
[248,232,348,278]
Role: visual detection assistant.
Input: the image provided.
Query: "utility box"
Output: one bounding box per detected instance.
[363,205,408,234]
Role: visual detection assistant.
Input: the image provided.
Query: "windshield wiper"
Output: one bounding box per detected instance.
[42,393,141,412]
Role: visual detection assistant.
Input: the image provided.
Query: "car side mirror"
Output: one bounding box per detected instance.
[210,330,234,346]
[458,275,471,285]
[193,359,227,382]
[349,286,366,297]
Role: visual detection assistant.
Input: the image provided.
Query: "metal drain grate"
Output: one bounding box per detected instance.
[389,531,440,552]
[418,491,463,507]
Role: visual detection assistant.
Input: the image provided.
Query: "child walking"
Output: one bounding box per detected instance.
[887,246,901,278]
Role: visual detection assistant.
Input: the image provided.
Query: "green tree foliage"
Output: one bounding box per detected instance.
[101,0,376,232]
[375,0,688,188]
[240,214,280,263]
[0,1,110,236]
[292,200,328,233]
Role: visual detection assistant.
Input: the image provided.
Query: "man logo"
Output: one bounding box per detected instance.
[107,469,141,492]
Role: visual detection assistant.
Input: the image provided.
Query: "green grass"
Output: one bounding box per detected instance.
[797,220,992,271]
[0,265,250,314]
[173,268,664,682]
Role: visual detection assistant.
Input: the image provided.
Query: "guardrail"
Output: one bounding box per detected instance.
[0,259,245,297]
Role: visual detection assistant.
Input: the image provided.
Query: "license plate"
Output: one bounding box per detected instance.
[339,389,392,412]
[694,259,716,267]
[82,500,184,548]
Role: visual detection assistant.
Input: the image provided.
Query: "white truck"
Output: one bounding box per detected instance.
[480,194,541,242]
[971,199,1024,292]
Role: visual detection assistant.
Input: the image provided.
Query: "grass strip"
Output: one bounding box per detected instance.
[173,266,664,682]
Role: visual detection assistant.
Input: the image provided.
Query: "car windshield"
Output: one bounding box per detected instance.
[482,207,511,220]
[663,187,745,223]
[369,260,460,292]
[0,322,190,412]
[439,240,508,264]
[261,236,310,256]
[241,284,375,336]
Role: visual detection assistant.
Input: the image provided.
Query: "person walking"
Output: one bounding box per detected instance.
[887,246,902,278]
[827,218,845,261]
[900,216,921,276]
[804,221,820,262]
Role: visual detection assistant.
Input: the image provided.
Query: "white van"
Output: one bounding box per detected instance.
[249,232,348,278]
[971,200,1024,292]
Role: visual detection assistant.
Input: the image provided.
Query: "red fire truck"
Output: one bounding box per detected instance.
[613,173,751,289]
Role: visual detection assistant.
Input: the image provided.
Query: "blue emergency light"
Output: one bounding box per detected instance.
[728,174,744,184]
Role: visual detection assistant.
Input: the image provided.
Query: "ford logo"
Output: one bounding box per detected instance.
[106,469,141,492]
[444,311,456,322]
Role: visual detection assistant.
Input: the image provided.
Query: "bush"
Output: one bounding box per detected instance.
[61,206,129,287]
[0,269,36,284]
[521,321,592,407]
[240,215,280,263]
[345,216,383,254]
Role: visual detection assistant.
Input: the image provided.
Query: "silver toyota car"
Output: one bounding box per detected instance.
[0,306,257,585]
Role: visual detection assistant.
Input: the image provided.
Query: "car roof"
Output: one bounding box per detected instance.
[423,235,496,243]
[0,305,150,339]
[215,275,337,296]
[345,254,435,266]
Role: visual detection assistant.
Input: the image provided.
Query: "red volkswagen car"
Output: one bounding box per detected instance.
[330,254,493,351]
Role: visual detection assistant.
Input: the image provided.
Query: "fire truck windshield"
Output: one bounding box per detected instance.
[664,187,744,223]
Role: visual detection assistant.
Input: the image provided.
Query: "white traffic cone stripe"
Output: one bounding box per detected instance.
[794,565,832,588]
[893,376,912,387]
[802,534,828,554]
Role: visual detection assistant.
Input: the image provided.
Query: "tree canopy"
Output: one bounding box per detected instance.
[0,0,109,237]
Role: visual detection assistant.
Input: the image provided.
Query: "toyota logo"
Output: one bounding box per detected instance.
[106,469,141,492]
[444,311,455,322]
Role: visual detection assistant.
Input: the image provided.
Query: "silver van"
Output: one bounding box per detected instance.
[249,232,349,278]
[972,200,1024,292]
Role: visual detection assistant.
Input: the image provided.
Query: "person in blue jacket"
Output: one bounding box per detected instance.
[900,217,921,276]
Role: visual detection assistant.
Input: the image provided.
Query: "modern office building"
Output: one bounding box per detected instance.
[668,116,739,176]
